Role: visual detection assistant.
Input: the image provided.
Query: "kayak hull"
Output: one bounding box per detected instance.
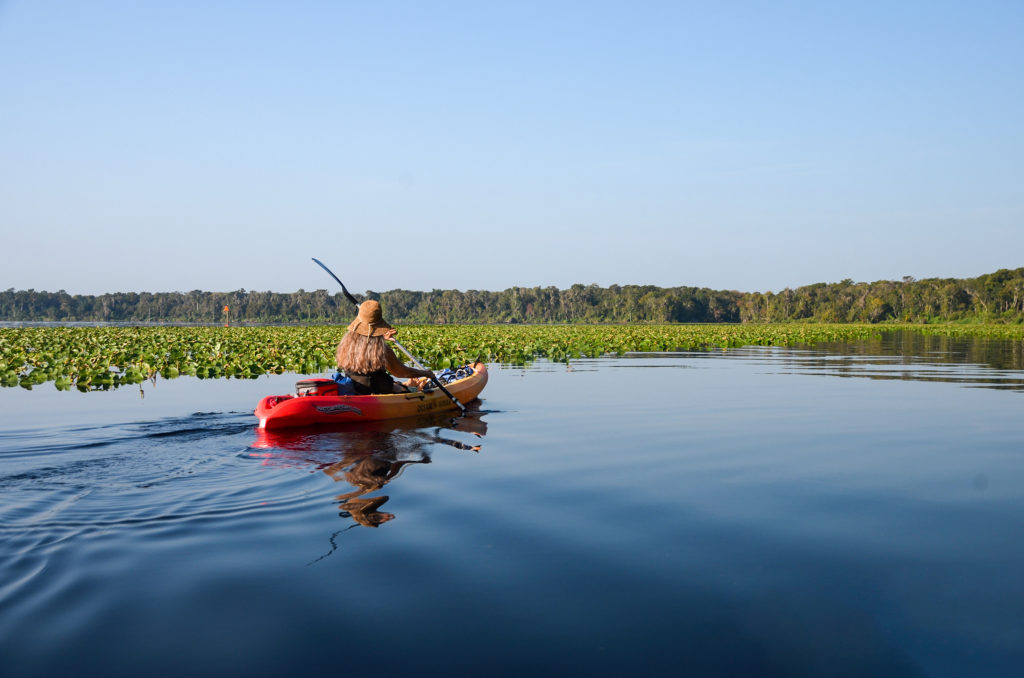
[255,362,488,430]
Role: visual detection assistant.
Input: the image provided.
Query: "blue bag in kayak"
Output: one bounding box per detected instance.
[331,372,356,395]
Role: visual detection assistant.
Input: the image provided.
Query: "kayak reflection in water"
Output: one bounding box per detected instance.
[251,410,487,530]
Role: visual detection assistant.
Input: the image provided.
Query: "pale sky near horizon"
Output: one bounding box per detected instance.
[2,1,1021,296]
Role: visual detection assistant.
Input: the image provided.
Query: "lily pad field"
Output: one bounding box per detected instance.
[3,323,1023,392]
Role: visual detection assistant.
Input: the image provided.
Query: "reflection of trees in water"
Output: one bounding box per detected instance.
[252,410,488,537]
[771,331,1024,390]
[831,331,1024,370]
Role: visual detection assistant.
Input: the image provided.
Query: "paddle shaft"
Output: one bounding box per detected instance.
[391,338,427,370]
[311,258,468,415]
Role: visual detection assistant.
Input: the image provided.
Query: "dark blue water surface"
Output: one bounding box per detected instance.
[2,336,1023,677]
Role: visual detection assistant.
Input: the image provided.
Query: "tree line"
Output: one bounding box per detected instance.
[3,268,1023,324]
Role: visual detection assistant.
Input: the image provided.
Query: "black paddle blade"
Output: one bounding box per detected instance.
[312,258,360,307]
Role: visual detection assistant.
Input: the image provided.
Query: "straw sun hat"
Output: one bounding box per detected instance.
[347,300,393,337]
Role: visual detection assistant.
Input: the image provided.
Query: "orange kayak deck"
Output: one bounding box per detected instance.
[254,362,488,430]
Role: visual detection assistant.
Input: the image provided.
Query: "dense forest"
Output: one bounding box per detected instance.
[3,268,1023,324]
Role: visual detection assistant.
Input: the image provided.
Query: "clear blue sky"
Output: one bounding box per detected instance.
[2,1,1021,295]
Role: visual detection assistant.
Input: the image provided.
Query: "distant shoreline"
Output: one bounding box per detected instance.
[3,268,1023,324]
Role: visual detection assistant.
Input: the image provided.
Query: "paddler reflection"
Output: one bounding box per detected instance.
[251,409,487,529]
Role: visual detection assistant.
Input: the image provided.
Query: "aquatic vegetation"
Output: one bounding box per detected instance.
[2,324,1022,391]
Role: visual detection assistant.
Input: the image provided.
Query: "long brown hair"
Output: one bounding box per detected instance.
[336,331,389,374]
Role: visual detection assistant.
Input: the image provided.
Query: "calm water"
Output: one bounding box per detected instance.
[2,334,1023,677]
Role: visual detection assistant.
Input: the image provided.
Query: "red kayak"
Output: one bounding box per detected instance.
[254,362,488,430]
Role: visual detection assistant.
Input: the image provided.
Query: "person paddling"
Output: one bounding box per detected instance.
[335,300,434,394]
